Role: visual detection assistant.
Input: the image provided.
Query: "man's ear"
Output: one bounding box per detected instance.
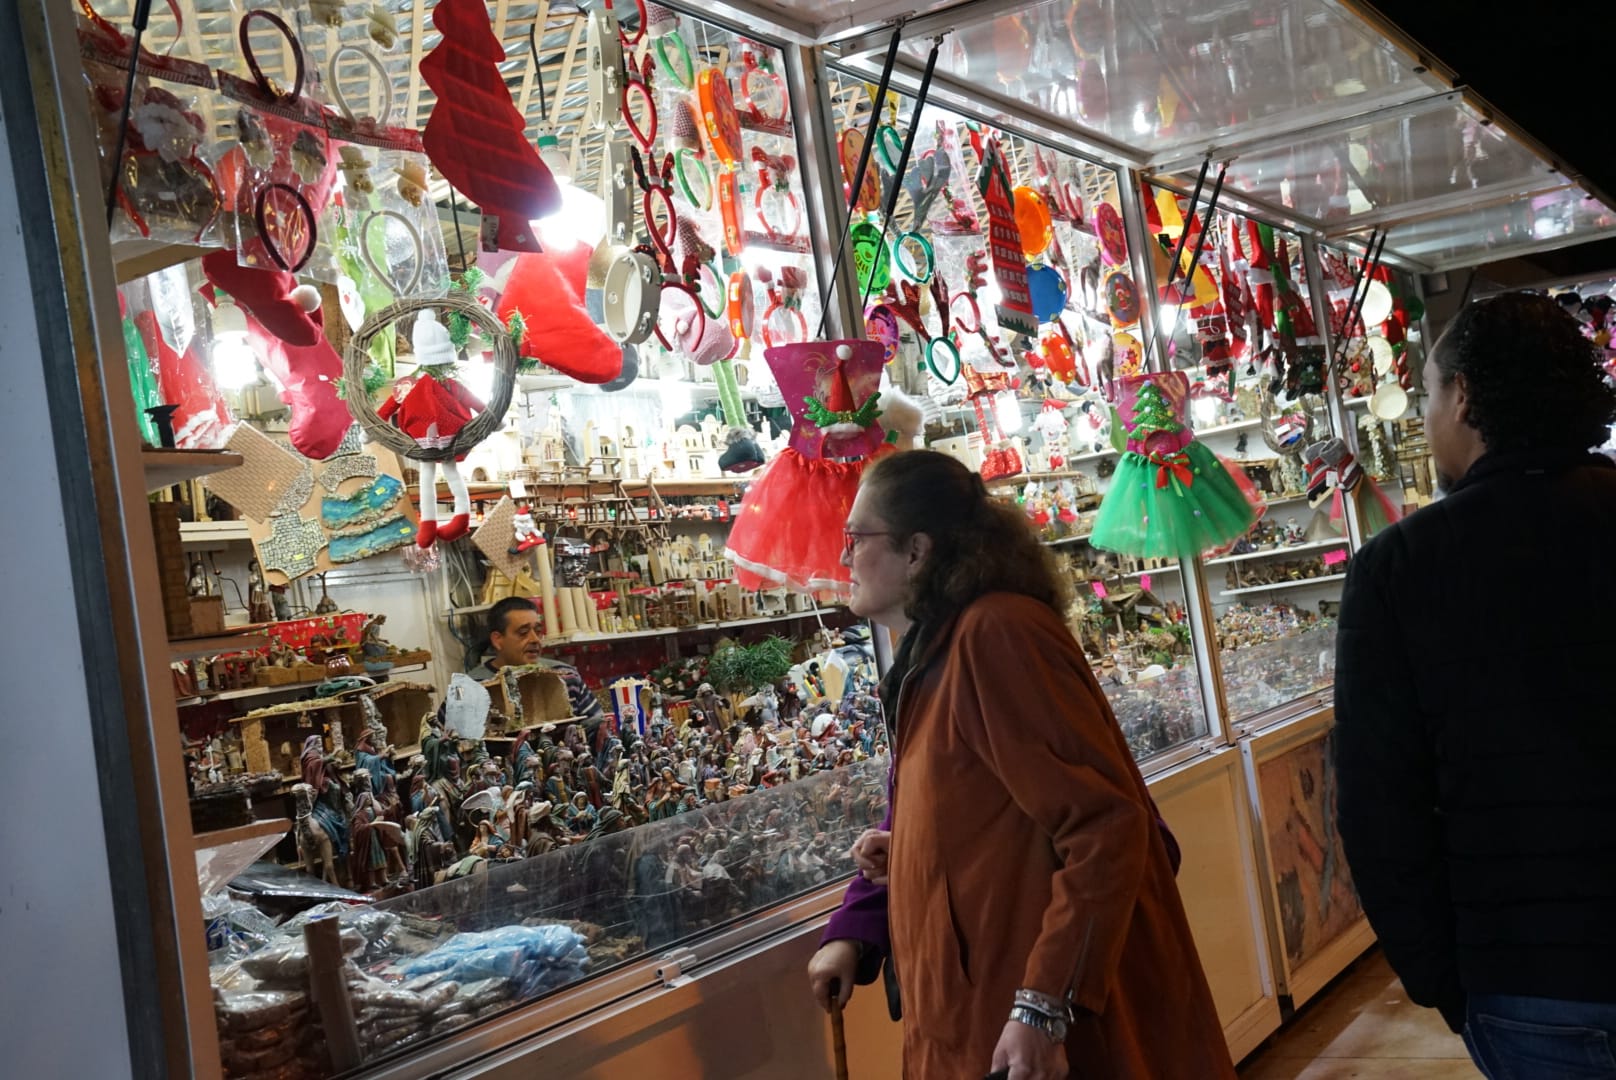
[1452,372,1471,426]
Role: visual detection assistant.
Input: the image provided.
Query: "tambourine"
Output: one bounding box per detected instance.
[603,139,634,245]
[850,220,890,294]
[586,10,625,132]
[1103,270,1140,327]
[1026,263,1068,323]
[1013,185,1053,257]
[1112,332,1145,376]
[718,171,744,256]
[1094,202,1127,265]
[839,128,882,213]
[727,270,755,340]
[865,304,901,364]
[603,248,662,345]
[697,68,742,170]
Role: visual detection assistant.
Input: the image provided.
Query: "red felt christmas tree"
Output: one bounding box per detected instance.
[420,0,560,252]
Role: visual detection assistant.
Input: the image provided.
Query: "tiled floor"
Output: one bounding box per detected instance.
[1239,951,1482,1079]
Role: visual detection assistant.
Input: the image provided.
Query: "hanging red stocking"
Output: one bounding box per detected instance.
[420,0,560,252]
[496,251,625,384]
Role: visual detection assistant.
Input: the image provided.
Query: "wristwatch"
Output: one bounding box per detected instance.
[1009,1004,1068,1044]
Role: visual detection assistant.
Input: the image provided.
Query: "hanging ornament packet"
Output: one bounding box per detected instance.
[214,10,340,275]
[1090,372,1257,559]
[78,8,223,247]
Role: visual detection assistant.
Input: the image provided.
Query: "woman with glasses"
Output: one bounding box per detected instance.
[806,450,1231,1080]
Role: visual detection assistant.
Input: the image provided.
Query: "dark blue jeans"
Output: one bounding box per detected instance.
[1464,995,1616,1080]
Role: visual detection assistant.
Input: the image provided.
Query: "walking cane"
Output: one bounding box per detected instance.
[829,978,849,1080]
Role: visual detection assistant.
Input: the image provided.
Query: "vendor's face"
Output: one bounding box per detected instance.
[491,607,544,668]
[841,485,925,627]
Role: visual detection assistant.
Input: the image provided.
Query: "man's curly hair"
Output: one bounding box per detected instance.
[1435,291,1616,453]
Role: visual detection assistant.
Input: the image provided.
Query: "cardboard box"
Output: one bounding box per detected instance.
[484,668,572,732]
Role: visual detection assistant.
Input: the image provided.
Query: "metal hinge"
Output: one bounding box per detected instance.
[656,948,699,988]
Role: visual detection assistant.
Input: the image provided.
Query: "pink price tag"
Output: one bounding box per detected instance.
[1323,549,1348,567]
[1091,581,1109,599]
[1140,574,1153,592]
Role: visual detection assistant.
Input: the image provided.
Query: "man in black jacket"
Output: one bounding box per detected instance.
[1335,291,1616,1079]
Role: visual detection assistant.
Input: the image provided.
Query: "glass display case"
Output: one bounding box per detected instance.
[822,67,1214,764]
[20,0,1616,1075]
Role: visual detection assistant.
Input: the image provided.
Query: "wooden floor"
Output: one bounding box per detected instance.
[1239,951,1481,1079]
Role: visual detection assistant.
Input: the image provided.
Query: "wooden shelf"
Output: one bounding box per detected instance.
[1206,539,1347,567]
[1124,565,1181,580]
[986,469,1095,489]
[143,448,243,493]
[547,608,849,646]
[168,633,270,661]
[1044,532,1093,547]
[631,479,746,497]
[113,239,210,284]
[175,662,427,707]
[193,818,291,854]
[1219,573,1348,598]
[180,520,254,545]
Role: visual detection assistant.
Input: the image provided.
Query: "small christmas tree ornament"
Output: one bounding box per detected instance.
[1090,372,1258,558]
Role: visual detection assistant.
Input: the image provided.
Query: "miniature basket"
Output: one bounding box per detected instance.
[344,295,517,464]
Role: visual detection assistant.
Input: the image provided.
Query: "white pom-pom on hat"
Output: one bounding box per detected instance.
[290,284,322,312]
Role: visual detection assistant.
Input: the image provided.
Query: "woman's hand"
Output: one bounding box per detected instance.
[806,939,860,1011]
[990,1019,1068,1080]
[851,828,891,885]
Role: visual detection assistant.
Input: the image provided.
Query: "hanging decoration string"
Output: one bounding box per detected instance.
[103,0,158,227]
[1153,161,1226,364]
[856,38,942,314]
[812,26,903,340]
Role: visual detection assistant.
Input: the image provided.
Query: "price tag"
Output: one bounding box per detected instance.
[1091,581,1109,599]
[1323,548,1348,567]
[1140,574,1152,593]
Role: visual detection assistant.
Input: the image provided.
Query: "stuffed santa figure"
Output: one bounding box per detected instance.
[378,310,485,547]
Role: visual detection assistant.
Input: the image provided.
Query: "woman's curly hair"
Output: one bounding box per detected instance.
[860,450,1070,628]
[1436,291,1616,453]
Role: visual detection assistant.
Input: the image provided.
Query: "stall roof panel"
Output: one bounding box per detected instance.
[1383,186,1616,271]
[1170,102,1561,229]
[893,0,1442,159]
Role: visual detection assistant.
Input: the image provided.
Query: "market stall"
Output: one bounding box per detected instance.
[8,0,1616,1076]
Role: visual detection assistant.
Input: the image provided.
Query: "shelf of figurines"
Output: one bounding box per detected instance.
[1219,572,1348,599]
[171,632,271,661]
[1065,397,1378,467]
[175,663,429,709]
[143,447,245,494]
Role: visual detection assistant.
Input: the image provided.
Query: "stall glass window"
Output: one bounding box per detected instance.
[185,15,891,1075]
[823,72,1211,764]
[1142,189,1350,720]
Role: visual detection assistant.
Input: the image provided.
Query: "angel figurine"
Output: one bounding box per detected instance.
[378,311,485,547]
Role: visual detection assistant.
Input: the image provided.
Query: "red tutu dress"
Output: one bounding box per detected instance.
[726,339,892,597]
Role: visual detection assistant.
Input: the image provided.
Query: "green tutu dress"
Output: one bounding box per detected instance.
[1091,373,1258,558]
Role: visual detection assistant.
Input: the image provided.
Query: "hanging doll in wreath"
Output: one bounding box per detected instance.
[378,310,485,547]
[1090,371,1258,558]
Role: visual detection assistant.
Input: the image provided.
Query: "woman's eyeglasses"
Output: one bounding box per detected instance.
[842,529,893,557]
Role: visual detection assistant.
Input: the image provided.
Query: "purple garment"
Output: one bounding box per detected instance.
[822,792,893,987]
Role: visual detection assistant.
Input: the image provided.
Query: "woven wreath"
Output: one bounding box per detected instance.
[343,295,517,463]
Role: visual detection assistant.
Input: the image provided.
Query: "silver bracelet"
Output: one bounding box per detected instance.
[1014,988,1073,1021]
[1009,1004,1068,1044]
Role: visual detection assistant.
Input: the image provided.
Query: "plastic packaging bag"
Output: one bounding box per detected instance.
[215,10,339,275]
[78,15,224,247]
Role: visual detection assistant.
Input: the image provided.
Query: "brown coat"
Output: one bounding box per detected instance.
[887,592,1233,1079]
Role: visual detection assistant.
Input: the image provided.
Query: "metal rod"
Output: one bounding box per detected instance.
[814,26,903,340]
[104,0,157,227]
[855,38,942,314]
[1160,159,1210,299]
[1158,163,1226,361]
